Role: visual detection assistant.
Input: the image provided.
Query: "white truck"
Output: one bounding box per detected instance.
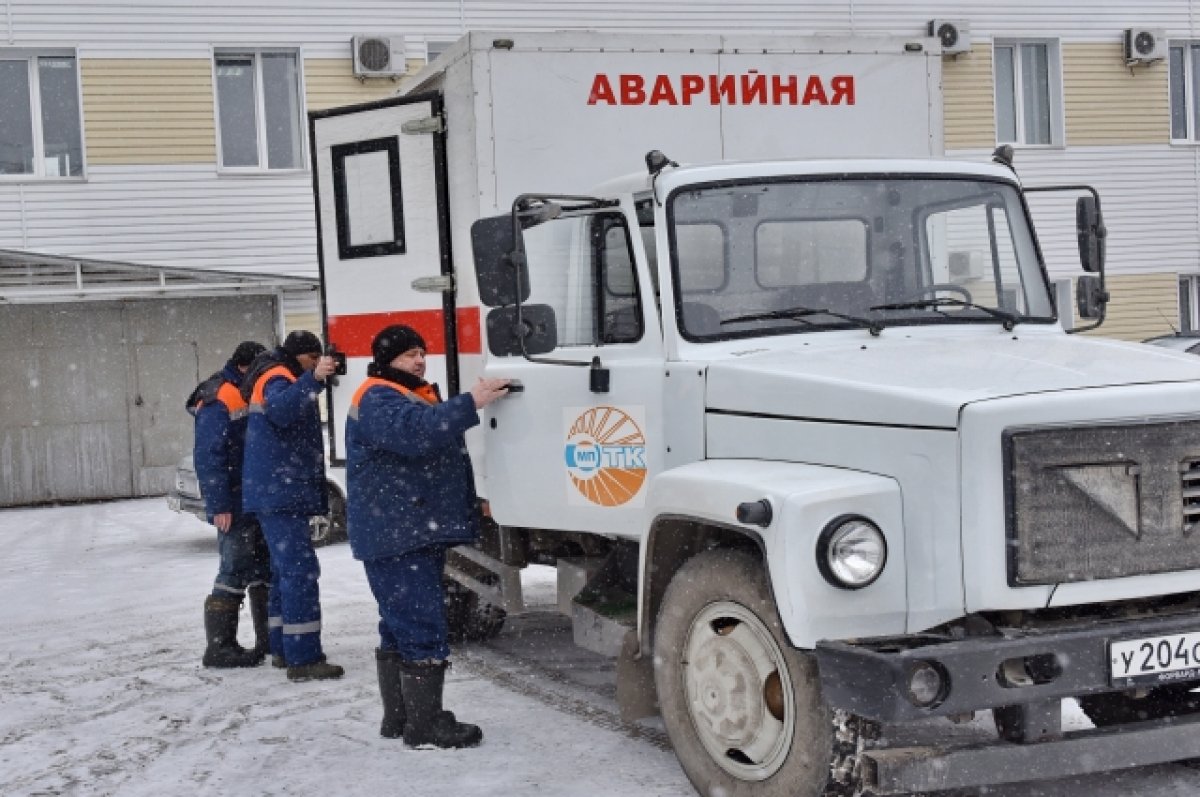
[310,31,1200,797]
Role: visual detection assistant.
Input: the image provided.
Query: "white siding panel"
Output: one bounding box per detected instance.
[0,166,318,277]
[8,1,1200,58]
[948,146,1200,280]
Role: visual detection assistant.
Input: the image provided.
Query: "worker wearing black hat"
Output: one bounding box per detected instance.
[242,330,344,681]
[345,324,510,747]
[186,340,270,668]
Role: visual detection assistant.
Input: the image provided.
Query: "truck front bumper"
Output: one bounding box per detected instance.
[815,608,1200,722]
[815,609,1200,794]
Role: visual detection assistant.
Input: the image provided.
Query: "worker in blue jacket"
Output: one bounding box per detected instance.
[346,324,510,748]
[242,330,343,681]
[187,340,269,668]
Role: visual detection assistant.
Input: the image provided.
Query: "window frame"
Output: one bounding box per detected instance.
[0,47,87,182]
[1168,41,1200,143]
[992,38,1065,149]
[1181,274,1200,331]
[211,46,308,174]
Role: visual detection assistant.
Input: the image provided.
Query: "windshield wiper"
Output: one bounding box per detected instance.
[869,297,1020,331]
[721,305,883,336]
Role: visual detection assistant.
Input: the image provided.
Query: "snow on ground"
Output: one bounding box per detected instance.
[0,499,692,797]
[4,499,1200,797]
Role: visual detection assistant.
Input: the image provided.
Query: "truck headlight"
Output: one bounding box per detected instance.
[817,516,887,589]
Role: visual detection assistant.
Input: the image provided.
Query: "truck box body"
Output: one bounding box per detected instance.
[310,30,1200,797]
[316,31,944,463]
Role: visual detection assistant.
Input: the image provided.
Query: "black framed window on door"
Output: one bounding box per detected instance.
[331,137,406,259]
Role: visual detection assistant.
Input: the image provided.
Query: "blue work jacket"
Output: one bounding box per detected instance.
[345,377,481,561]
[242,359,328,517]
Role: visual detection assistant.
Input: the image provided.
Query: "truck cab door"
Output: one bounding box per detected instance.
[478,202,665,535]
[309,96,458,464]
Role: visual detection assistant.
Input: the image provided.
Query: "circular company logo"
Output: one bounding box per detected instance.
[564,406,648,507]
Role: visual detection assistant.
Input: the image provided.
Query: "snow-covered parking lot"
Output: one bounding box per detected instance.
[0,499,691,797]
[3,499,1200,797]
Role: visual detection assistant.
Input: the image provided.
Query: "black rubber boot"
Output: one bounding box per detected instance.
[287,656,344,681]
[247,584,269,662]
[400,660,482,749]
[202,596,261,668]
[376,649,406,739]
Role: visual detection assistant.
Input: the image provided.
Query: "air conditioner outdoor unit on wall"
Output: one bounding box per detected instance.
[352,35,406,77]
[928,19,971,56]
[1124,28,1167,64]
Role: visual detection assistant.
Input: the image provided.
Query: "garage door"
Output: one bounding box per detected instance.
[0,296,277,506]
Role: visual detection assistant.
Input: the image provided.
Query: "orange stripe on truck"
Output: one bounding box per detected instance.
[326,308,482,358]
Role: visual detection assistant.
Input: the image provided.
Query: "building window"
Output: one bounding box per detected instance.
[1169,43,1200,141]
[994,40,1062,146]
[0,52,84,178]
[1181,275,1200,331]
[214,50,304,171]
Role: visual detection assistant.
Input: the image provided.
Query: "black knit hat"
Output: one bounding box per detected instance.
[282,330,323,357]
[372,324,427,366]
[230,340,266,368]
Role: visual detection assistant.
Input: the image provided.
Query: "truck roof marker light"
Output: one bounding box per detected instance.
[645,150,678,176]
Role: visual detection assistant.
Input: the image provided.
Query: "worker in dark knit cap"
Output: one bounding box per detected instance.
[242,330,344,681]
[345,324,510,748]
[186,340,269,669]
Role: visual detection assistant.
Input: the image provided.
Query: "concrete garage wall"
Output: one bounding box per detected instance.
[0,296,277,506]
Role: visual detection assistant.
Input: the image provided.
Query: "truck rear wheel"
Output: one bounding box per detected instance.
[654,550,867,797]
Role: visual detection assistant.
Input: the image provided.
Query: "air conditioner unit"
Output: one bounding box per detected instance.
[352,35,406,77]
[948,251,984,281]
[1124,28,1167,64]
[928,19,971,56]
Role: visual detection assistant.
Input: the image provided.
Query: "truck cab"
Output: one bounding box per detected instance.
[469,156,1200,796]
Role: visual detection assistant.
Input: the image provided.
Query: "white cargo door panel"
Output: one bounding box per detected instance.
[311,97,462,462]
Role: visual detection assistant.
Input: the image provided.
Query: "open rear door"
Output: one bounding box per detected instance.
[309,94,458,463]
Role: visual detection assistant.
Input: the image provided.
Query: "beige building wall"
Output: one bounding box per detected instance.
[942,48,995,150]
[81,59,217,164]
[1063,44,1168,145]
[304,58,421,111]
[943,42,1171,150]
[80,58,421,165]
[1078,273,1179,341]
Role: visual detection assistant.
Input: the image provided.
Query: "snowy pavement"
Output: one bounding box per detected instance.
[0,499,690,797]
[3,499,1200,797]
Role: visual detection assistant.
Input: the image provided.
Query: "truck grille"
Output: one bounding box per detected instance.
[1184,458,1200,531]
[1005,419,1200,585]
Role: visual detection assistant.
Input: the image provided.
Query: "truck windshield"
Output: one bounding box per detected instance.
[667,176,1054,341]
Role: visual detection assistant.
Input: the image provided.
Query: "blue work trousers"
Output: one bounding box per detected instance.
[211,514,271,599]
[363,546,449,662]
[258,512,324,666]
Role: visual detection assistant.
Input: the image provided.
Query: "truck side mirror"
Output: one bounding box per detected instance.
[1076,275,1109,319]
[471,214,531,307]
[486,304,558,357]
[1076,195,1106,273]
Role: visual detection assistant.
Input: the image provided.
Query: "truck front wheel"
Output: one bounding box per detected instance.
[654,550,867,797]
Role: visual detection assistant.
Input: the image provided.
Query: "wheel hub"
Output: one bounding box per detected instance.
[682,601,795,781]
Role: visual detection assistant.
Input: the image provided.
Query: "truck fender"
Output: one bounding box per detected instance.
[639,460,907,652]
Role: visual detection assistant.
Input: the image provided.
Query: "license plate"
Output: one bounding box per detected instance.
[1109,630,1200,687]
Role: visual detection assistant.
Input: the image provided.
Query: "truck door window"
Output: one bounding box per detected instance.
[519,211,643,347]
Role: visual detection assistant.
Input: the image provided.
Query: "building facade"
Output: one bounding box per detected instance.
[1,0,1200,343]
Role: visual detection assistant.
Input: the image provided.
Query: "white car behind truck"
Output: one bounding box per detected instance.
[310,32,1200,796]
